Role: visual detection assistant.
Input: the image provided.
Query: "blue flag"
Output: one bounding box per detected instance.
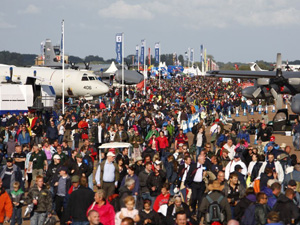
[60,20,64,63]
[140,39,145,65]
[135,45,139,65]
[115,33,122,64]
[200,45,203,63]
[155,42,160,64]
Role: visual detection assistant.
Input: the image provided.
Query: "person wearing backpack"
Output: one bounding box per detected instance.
[199,180,231,225]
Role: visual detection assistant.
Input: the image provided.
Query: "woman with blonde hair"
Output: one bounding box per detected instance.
[87,189,115,225]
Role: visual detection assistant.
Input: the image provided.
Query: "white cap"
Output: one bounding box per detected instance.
[53,155,61,160]
[107,152,116,157]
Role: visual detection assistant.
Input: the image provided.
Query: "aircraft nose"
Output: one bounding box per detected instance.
[94,81,109,95]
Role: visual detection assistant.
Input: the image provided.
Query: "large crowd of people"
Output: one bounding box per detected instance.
[0,76,299,225]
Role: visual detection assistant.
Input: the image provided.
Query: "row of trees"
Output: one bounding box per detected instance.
[0,50,296,71]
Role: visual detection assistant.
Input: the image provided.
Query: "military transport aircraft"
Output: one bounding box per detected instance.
[207,53,300,114]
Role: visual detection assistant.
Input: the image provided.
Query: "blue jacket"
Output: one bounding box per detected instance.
[17,132,30,145]
[216,134,228,147]
[46,126,58,140]
[237,131,250,143]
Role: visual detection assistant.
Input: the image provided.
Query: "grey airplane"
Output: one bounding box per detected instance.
[207,53,300,114]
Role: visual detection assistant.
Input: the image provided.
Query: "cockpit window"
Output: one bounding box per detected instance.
[274,112,287,122]
[88,76,95,80]
[81,76,88,81]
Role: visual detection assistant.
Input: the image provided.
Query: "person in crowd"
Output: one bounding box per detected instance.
[200,180,231,224]
[53,166,71,224]
[234,187,256,221]
[139,162,152,200]
[258,153,284,183]
[138,199,160,225]
[255,192,270,225]
[10,181,24,225]
[147,161,166,205]
[28,144,48,182]
[0,177,12,224]
[27,175,52,225]
[0,157,23,194]
[223,172,245,219]
[87,189,115,225]
[65,176,95,225]
[115,196,140,225]
[96,151,119,198]
[88,210,102,225]
[185,154,206,218]
[46,120,58,144]
[273,188,300,224]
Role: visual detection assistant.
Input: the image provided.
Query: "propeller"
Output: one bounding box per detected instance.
[252,53,282,99]
[84,62,90,70]
[69,61,79,70]
[285,60,291,71]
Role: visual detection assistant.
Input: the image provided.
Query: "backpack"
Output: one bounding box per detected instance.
[241,203,256,225]
[205,195,225,223]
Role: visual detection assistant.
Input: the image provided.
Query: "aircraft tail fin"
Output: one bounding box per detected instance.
[44,39,61,67]
[250,62,263,71]
[234,64,239,70]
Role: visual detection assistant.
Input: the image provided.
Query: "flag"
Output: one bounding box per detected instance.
[140,39,146,65]
[40,42,45,60]
[115,33,122,64]
[200,45,203,63]
[155,42,160,64]
[135,45,139,65]
[136,80,145,90]
[185,51,188,61]
[148,47,151,65]
[190,48,194,63]
[60,20,64,63]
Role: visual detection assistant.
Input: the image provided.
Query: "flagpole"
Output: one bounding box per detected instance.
[144,40,146,96]
[62,19,65,115]
[122,32,124,101]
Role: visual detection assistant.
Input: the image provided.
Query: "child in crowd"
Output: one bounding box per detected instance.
[10,181,24,225]
[115,196,140,225]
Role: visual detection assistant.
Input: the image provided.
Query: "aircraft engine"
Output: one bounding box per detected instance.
[242,86,272,99]
[291,94,300,114]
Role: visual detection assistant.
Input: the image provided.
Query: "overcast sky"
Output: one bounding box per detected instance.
[1,0,300,63]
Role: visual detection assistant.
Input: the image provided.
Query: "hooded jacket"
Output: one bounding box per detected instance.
[0,187,12,223]
[273,194,300,224]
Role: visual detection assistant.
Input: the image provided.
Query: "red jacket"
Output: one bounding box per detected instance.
[148,138,159,151]
[156,136,169,149]
[0,189,13,223]
[87,200,115,225]
[153,193,170,212]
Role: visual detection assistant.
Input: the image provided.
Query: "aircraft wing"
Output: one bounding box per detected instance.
[207,70,277,78]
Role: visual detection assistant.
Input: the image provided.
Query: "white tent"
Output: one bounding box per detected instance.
[105,61,118,74]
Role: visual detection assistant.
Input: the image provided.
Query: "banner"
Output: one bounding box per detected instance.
[190,48,194,63]
[140,39,146,65]
[155,42,160,64]
[148,47,151,65]
[135,45,139,65]
[60,20,64,63]
[200,45,203,63]
[115,33,122,64]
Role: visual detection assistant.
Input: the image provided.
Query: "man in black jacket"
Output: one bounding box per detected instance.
[185,154,206,217]
[65,176,94,224]
[146,161,166,205]
[273,188,300,224]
